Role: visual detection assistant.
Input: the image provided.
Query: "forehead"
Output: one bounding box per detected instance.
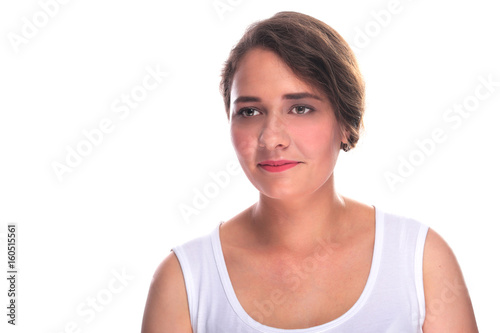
[230,48,324,101]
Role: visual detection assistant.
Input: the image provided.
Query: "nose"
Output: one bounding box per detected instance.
[258,112,290,150]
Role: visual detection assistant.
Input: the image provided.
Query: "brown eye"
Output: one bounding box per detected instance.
[291,105,313,114]
[238,108,260,117]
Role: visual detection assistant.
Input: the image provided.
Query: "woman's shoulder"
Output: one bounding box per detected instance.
[142,225,221,332]
[421,228,478,331]
[374,205,479,331]
[141,251,192,332]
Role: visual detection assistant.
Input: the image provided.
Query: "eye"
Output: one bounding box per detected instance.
[291,105,313,115]
[237,107,261,117]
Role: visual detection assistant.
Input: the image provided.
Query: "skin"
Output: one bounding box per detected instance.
[141,47,478,332]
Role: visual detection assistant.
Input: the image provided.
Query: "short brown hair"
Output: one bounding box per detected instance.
[220,11,365,150]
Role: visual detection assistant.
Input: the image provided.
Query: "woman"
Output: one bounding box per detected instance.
[142,11,478,332]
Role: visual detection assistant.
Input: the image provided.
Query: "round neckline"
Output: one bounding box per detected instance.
[211,206,384,333]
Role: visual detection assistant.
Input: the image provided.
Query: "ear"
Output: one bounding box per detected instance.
[340,124,350,145]
[339,124,352,152]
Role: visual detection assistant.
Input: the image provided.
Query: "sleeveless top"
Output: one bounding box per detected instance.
[172,207,429,332]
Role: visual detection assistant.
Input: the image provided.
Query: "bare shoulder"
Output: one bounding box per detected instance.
[342,196,373,211]
[141,251,192,333]
[422,228,478,332]
[342,196,375,224]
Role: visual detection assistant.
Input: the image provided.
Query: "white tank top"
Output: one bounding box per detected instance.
[172,207,429,332]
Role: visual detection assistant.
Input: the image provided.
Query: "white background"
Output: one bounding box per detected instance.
[1,0,499,332]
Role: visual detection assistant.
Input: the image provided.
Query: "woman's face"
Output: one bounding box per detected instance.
[229,48,345,200]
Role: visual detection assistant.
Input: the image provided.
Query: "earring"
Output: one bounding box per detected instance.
[340,142,351,152]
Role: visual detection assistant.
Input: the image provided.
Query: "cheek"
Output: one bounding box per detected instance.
[292,121,337,155]
[230,126,256,160]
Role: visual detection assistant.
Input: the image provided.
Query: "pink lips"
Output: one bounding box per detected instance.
[258,160,301,173]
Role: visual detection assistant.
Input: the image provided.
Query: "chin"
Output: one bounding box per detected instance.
[254,180,311,200]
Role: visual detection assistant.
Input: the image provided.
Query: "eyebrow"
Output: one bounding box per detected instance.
[233,92,323,104]
[283,92,323,101]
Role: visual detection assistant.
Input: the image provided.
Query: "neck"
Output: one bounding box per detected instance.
[249,173,347,252]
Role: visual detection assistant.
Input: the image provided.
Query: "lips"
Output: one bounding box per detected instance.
[258,160,302,173]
